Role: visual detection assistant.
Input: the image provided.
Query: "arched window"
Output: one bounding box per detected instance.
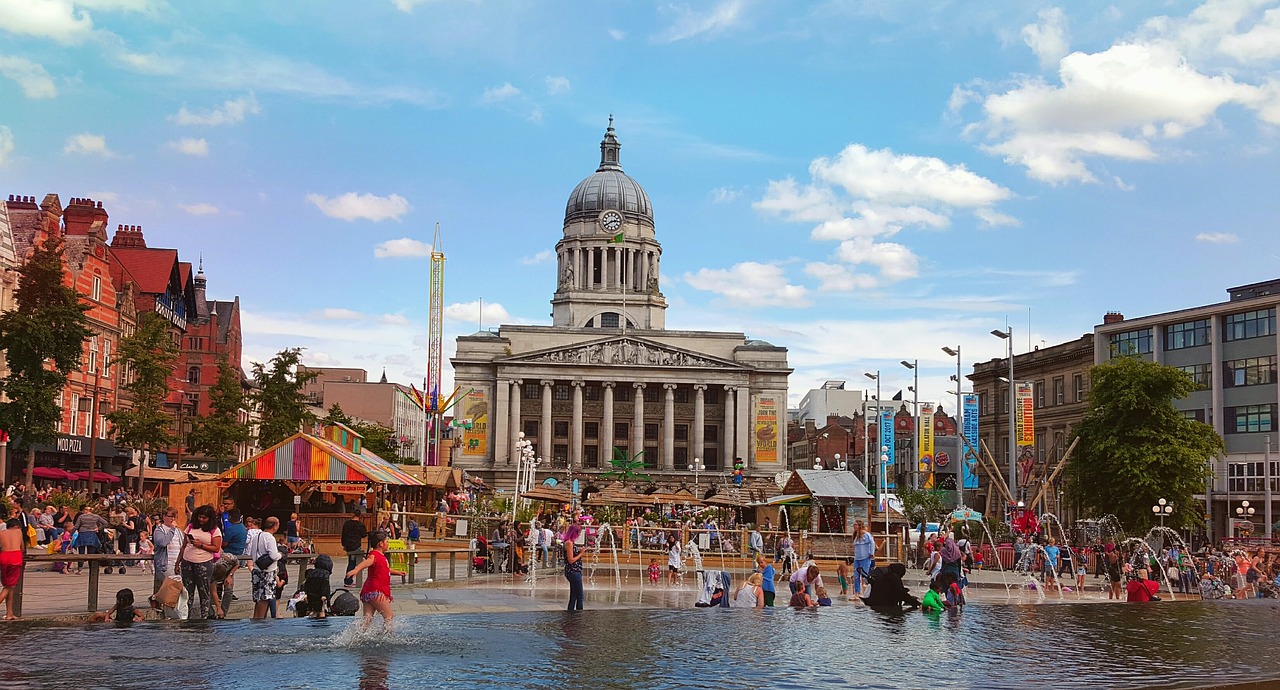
[599,312,620,328]
[187,366,200,385]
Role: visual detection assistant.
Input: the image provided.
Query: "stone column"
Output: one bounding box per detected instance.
[509,379,523,467]
[737,386,751,470]
[640,249,649,291]
[723,385,736,469]
[693,384,706,465]
[633,383,646,462]
[586,248,595,288]
[540,380,554,462]
[494,379,510,466]
[601,382,616,464]
[571,380,584,469]
[663,383,676,470]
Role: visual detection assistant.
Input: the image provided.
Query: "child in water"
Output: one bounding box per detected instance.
[347,530,406,631]
[94,588,144,623]
[815,585,832,606]
[648,559,660,584]
[921,579,945,613]
[836,558,851,595]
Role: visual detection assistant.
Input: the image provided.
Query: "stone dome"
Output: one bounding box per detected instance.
[563,120,653,226]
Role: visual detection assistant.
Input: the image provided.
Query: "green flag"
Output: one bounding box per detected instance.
[608,232,624,244]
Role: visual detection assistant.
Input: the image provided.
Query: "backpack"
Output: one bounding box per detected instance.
[408,521,420,540]
[329,589,360,616]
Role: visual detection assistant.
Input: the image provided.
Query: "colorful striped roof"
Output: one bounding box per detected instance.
[221,431,426,486]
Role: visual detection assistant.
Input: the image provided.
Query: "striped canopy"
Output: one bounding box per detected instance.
[222,431,425,486]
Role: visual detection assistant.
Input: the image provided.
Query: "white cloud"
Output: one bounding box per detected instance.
[391,0,433,13]
[608,28,627,40]
[657,0,746,42]
[308,192,410,222]
[545,75,570,95]
[1195,231,1240,243]
[373,237,432,258]
[86,190,118,203]
[174,95,260,126]
[166,137,208,156]
[319,308,363,320]
[179,202,218,215]
[0,56,56,98]
[755,144,1013,287]
[0,125,12,165]
[380,313,411,326]
[710,186,742,203]
[63,133,115,157]
[482,82,520,104]
[1022,7,1071,68]
[444,299,511,325]
[0,0,94,44]
[684,262,809,307]
[964,2,1280,184]
[520,249,555,265]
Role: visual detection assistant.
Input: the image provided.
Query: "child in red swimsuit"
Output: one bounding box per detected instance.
[346,530,406,630]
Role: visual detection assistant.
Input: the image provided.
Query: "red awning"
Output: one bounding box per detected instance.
[69,470,121,484]
[32,467,76,480]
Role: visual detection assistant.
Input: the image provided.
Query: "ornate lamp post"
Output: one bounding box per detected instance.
[688,457,705,491]
[1152,498,1173,527]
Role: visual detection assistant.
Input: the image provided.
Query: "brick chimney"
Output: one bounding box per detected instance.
[111,224,147,248]
[63,197,107,236]
[1103,312,1125,324]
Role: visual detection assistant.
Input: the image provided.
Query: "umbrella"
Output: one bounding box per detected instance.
[70,470,120,484]
[32,467,75,481]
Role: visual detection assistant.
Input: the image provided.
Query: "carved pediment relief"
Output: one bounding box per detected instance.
[504,337,741,369]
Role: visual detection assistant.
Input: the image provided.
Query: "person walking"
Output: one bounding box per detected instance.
[151,508,183,595]
[347,530,406,631]
[178,505,223,620]
[342,510,369,586]
[248,516,282,620]
[71,504,110,575]
[851,520,876,597]
[0,511,25,620]
[563,523,585,611]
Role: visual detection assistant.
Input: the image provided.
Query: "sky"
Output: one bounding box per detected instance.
[2,0,1279,411]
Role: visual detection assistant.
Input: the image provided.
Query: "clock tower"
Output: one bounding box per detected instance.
[552,119,667,330]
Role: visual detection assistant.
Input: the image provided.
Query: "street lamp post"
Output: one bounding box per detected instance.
[991,328,1016,503]
[942,346,963,507]
[689,457,705,491]
[511,433,540,525]
[1235,500,1255,536]
[1152,498,1173,527]
[865,371,881,493]
[900,360,918,489]
[834,453,846,472]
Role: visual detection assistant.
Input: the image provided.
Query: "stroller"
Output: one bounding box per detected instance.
[292,554,335,618]
[100,527,130,575]
[473,535,493,573]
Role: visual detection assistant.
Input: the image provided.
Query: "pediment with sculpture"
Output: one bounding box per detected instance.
[503,337,742,369]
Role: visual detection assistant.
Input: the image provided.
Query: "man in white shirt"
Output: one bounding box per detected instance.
[248,517,282,620]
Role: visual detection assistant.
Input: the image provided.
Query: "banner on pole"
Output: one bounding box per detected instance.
[962,393,979,490]
[1015,382,1034,446]
[753,395,779,464]
[919,403,935,489]
[880,407,896,490]
[461,388,489,456]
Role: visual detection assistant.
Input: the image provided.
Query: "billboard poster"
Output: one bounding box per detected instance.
[753,395,779,464]
[962,393,979,490]
[1015,382,1035,446]
[461,387,489,456]
[879,407,895,490]
[919,403,935,489]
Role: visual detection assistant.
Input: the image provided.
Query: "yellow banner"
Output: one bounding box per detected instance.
[919,403,935,488]
[754,395,779,464]
[386,538,409,574]
[1015,382,1034,446]
[461,388,489,456]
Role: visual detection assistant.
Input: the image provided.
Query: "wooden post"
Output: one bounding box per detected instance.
[430,553,438,580]
[467,549,474,578]
[407,553,416,584]
[448,551,456,580]
[87,560,101,611]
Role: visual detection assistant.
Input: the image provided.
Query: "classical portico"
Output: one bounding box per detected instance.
[451,123,790,490]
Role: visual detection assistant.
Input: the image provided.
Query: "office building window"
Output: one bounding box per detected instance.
[675,424,689,441]
[585,422,599,439]
[1226,404,1276,434]
[1180,409,1206,423]
[523,383,539,399]
[615,422,629,439]
[644,423,659,440]
[644,387,659,403]
[1001,388,1009,413]
[1034,381,1045,409]
[643,446,659,468]
[584,385,600,401]
[1053,377,1065,405]
[616,387,632,402]
[584,445,599,468]
[1228,461,1280,493]
[1223,356,1276,388]
[675,447,688,465]
[554,384,569,400]
[1073,374,1084,402]
[1165,319,1211,350]
[981,392,990,415]
[1176,364,1212,390]
[1109,328,1153,357]
[674,387,689,403]
[523,420,539,437]
[704,424,718,443]
[1036,431,1046,461]
[553,420,569,438]
[599,312,620,328]
[554,445,568,466]
[705,388,719,405]
[1225,308,1276,341]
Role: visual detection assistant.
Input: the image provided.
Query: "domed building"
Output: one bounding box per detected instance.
[451,121,791,490]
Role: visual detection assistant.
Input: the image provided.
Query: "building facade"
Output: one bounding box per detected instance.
[310,378,427,465]
[452,124,791,489]
[1094,279,1280,540]
[795,380,865,425]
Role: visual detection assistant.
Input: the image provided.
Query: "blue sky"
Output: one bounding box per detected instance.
[2,0,1279,410]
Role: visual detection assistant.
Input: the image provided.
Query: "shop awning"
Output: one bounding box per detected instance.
[759,493,811,506]
[521,485,573,503]
[221,431,426,486]
[125,466,198,482]
[418,466,462,489]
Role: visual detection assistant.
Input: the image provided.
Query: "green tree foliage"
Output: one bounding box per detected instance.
[108,312,179,486]
[351,421,399,462]
[1067,356,1223,529]
[0,237,92,488]
[186,355,251,461]
[600,447,651,487]
[251,348,318,448]
[321,403,351,427]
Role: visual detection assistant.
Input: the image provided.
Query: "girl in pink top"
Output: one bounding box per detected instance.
[346,530,405,630]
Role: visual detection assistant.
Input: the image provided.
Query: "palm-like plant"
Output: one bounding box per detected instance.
[600,447,652,487]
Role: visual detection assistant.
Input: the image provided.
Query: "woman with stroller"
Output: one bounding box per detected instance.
[178,505,223,620]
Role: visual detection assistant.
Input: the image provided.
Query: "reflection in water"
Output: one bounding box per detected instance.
[358,654,390,690]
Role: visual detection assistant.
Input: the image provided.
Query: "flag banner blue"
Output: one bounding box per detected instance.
[962,393,979,490]
[880,407,895,490]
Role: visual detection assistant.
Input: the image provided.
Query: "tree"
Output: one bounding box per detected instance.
[899,486,948,561]
[107,312,179,491]
[251,348,318,448]
[186,355,251,463]
[350,421,399,461]
[600,447,651,487]
[321,403,351,427]
[0,237,92,489]
[1066,356,1223,530]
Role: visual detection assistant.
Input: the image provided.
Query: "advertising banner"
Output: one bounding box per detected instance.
[919,403,935,488]
[1015,382,1035,446]
[879,407,895,490]
[461,388,489,456]
[962,393,979,490]
[753,395,779,464]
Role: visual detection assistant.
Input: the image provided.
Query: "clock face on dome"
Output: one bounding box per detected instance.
[598,210,623,233]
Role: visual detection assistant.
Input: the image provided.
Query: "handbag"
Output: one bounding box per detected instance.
[154,577,183,608]
[254,532,277,570]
